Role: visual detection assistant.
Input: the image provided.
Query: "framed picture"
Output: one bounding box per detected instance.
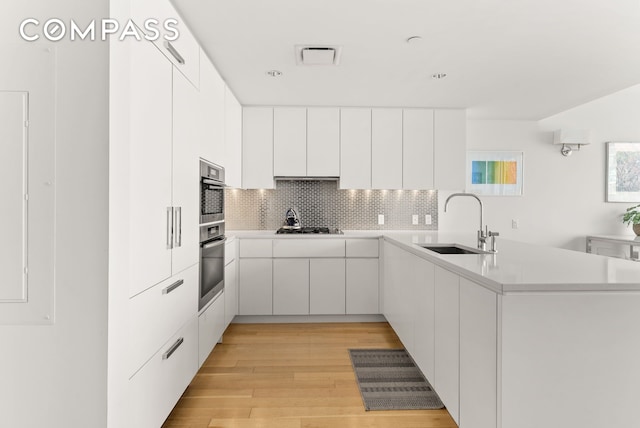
[466,151,524,196]
[606,142,640,202]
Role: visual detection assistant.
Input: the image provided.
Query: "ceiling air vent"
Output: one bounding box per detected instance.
[295,45,342,66]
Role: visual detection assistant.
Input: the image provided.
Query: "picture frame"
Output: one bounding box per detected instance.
[606,142,640,202]
[466,151,524,196]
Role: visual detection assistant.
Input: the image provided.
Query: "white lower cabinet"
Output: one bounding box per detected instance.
[346,259,378,314]
[224,257,238,327]
[434,266,460,425]
[273,259,309,315]
[238,238,380,316]
[129,316,198,428]
[459,277,497,428]
[129,264,198,377]
[310,259,346,314]
[412,255,436,383]
[198,290,225,367]
[238,258,273,315]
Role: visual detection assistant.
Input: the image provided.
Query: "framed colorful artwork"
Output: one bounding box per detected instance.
[466,151,524,196]
[606,142,640,202]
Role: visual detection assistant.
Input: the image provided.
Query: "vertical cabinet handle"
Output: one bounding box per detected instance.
[174,206,182,248]
[164,42,185,65]
[162,337,184,360]
[166,207,173,249]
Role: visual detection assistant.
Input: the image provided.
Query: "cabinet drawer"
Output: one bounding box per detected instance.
[346,239,379,258]
[130,0,200,88]
[198,290,225,367]
[129,316,198,428]
[225,238,237,265]
[239,239,273,258]
[273,239,345,258]
[129,264,198,376]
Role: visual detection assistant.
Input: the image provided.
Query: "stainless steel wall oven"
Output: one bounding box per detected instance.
[199,159,225,311]
[200,160,225,225]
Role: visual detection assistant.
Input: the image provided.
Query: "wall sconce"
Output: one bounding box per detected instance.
[553,129,591,156]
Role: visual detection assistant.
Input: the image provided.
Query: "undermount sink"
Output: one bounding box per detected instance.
[419,244,489,255]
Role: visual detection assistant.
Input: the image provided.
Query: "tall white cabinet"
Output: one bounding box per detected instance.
[372,108,403,189]
[242,107,275,189]
[434,109,466,190]
[273,107,307,177]
[307,108,340,176]
[340,108,372,189]
[403,109,435,190]
[129,37,174,296]
[198,49,225,165]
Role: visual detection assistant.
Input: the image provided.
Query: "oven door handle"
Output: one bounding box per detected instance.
[202,237,227,250]
[202,178,225,187]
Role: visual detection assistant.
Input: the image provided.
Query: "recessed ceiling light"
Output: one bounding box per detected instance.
[266,70,283,77]
[431,73,447,80]
[406,36,423,44]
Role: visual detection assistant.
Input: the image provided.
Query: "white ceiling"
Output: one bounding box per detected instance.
[172,0,640,119]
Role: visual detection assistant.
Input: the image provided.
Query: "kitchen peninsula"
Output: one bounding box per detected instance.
[230,230,640,428]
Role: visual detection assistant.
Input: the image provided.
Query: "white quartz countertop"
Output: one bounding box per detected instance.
[383,231,640,293]
[226,230,640,293]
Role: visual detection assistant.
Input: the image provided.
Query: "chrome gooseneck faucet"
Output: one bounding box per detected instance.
[444,192,499,252]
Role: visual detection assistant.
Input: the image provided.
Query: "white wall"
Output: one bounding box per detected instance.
[0,3,110,428]
[439,84,640,251]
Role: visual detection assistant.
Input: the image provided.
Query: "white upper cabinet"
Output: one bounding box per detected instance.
[340,108,372,189]
[273,107,307,177]
[198,50,225,166]
[129,40,174,296]
[242,107,274,189]
[372,108,403,189]
[434,109,466,190]
[224,86,242,188]
[307,107,340,177]
[130,0,200,88]
[403,109,435,190]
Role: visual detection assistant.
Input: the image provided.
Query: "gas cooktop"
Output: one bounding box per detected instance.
[276,227,343,235]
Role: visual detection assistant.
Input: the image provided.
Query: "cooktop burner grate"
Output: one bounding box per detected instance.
[276,227,342,234]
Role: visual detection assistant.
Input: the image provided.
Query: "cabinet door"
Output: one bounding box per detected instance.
[242,107,274,189]
[199,50,225,165]
[412,255,436,383]
[198,290,225,367]
[403,109,435,190]
[459,278,497,428]
[346,258,379,314]
[273,107,307,177]
[434,109,466,190]
[434,266,460,425]
[129,264,198,376]
[130,39,173,297]
[307,107,340,176]
[372,108,403,189]
[172,70,200,274]
[273,259,309,315]
[310,259,345,314]
[340,108,371,189]
[238,258,272,315]
[131,0,200,88]
[224,258,238,327]
[382,242,413,349]
[224,86,243,188]
[129,316,198,428]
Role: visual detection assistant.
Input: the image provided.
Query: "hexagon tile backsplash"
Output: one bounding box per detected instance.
[225,180,438,230]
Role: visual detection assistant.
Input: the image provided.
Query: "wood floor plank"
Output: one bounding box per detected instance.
[162,323,457,428]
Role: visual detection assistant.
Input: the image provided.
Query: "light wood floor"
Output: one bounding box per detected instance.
[162,322,457,428]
